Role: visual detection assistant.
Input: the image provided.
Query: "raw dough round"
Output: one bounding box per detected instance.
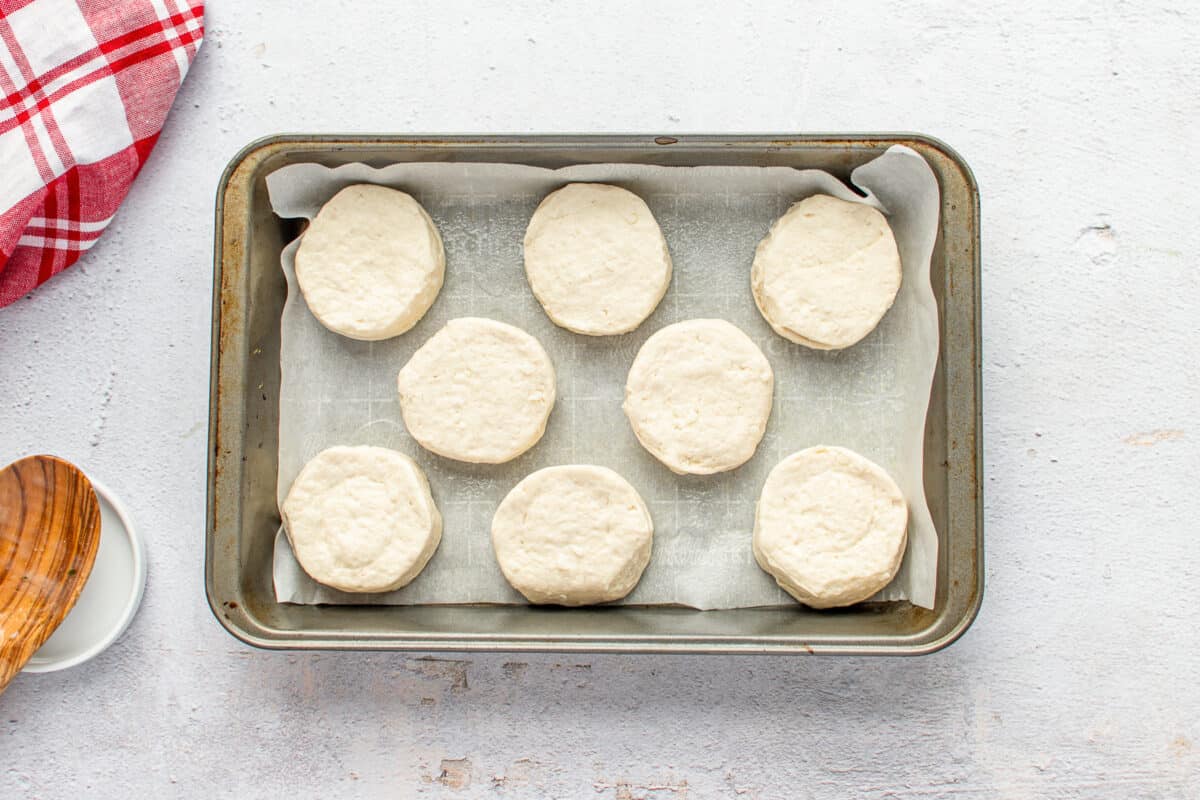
[623,319,774,475]
[752,193,902,350]
[491,465,653,605]
[523,183,672,335]
[753,445,908,609]
[397,317,556,464]
[295,184,445,340]
[281,445,442,593]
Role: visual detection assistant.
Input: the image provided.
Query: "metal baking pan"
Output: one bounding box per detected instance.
[207,134,982,655]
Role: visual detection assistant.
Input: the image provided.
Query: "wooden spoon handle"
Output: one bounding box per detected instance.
[0,456,101,693]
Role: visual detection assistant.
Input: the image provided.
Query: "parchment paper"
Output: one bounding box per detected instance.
[265,146,941,609]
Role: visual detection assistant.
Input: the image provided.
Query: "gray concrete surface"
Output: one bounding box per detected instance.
[1,2,1197,797]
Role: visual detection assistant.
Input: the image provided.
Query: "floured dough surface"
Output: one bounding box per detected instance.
[623,319,774,475]
[295,184,445,340]
[752,193,901,350]
[753,445,908,608]
[397,317,556,464]
[281,445,442,593]
[523,183,672,335]
[491,465,653,605]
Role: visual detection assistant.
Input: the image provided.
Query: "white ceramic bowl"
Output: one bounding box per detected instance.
[23,477,146,672]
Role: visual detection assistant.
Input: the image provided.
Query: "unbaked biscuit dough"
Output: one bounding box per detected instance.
[623,319,774,475]
[491,465,653,605]
[753,445,908,608]
[752,194,902,350]
[397,317,556,464]
[281,445,442,593]
[523,183,672,335]
[295,184,445,340]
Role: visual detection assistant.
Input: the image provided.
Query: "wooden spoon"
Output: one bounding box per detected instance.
[0,455,101,693]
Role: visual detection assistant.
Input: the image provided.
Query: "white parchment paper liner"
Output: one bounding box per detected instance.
[265,147,941,609]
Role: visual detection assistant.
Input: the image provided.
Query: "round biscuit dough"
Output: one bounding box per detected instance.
[752,193,902,350]
[753,445,908,608]
[523,183,672,335]
[623,319,774,475]
[281,445,442,593]
[397,318,556,464]
[295,184,445,340]
[491,465,653,605]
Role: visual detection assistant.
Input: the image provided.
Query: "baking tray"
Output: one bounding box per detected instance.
[207,134,982,655]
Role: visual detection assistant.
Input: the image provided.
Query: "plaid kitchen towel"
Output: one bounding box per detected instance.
[0,0,203,308]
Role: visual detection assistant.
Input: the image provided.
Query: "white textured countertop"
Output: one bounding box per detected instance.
[2,2,1197,797]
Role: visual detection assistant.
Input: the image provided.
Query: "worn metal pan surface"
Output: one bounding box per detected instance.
[207,134,982,654]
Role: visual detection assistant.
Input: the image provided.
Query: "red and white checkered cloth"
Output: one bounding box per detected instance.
[0,0,203,308]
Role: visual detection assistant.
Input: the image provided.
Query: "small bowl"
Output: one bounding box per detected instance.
[23,477,146,672]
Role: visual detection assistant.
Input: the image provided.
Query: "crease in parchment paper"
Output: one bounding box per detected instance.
[265,147,941,610]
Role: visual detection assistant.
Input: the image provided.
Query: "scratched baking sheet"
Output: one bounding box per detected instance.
[265,147,941,610]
